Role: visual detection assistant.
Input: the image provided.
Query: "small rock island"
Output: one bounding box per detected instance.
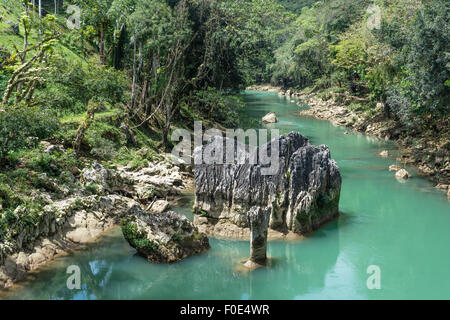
[121,208,210,263]
[262,112,279,124]
[193,131,342,266]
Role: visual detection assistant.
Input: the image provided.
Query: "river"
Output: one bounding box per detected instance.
[1,91,449,300]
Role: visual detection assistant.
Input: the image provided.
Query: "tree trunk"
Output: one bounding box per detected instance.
[74,102,97,157]
[162,95,171,152]
[99,22,106,64]
[130,37,137,111]
[38,0,42,40]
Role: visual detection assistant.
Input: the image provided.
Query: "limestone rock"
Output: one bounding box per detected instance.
[121,209,209,263]
[395,168,411,180]
[246,206,270,266]
[118,161,185,200]
[44,144,64,154]
[80,162,125,194]
[389,164,402,172]
[148,200,170,213]
[262,112,279,124]
[379,150,389,158]
[193,131,342,237]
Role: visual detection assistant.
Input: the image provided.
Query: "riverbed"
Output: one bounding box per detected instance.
[1,91,449,300]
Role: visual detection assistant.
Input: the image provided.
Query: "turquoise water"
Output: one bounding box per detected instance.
[2,91,449,300]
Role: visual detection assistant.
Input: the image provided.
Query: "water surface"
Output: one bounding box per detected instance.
[2,91,449,300]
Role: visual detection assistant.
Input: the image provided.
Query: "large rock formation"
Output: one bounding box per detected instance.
[121,210,210,263]
[193,131,341,238]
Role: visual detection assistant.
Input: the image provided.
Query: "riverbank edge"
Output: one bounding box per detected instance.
[0,159,194,290]
[246,84,450,198]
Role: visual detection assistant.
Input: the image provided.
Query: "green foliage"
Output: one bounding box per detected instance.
[195,208,210,218]
[37,57,129,113]
[186,88,245,128]
[121,218,159,252]
[0,107,59,163]
[84,183,100,195]
[278,0,317,13]
[271,0,449,132]
[171,233,183,242]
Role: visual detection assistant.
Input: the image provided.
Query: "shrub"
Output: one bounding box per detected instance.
[187,88,245,128]
[0,107,60,163]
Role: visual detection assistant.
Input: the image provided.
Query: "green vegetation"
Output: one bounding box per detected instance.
[0,0,448,244]
[270,0,449,132]
[121,218,159,252]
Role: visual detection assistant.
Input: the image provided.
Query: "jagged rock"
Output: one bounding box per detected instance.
[148,199,170,213]
[262,112,279,124]
[80,162,125,194]
[0,194,139,288]
[68,166,81,176]
[193,132,342,237]
[395,168,411,180]
[389,164,402,172]
[245,206,270,268]
[44,144,64,154]
[36,173,64,194]
[121,209,209,263]
[118,162,184,200]
[0,155,194,289]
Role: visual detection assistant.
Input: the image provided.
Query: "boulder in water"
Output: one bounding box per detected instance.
[121,208,210,263]
[262,112,279,124]
[378,150,389,158]
[395,168,411,180]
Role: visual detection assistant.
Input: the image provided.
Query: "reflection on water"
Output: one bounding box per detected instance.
[2,91,450,300]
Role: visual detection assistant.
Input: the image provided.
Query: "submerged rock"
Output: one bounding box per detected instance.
[193,131,342,238]
[121,209,210,263]
[262,112,279,124]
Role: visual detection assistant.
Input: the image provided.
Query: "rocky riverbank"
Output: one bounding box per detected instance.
[247,84,450,196]
[0,155,193,289]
